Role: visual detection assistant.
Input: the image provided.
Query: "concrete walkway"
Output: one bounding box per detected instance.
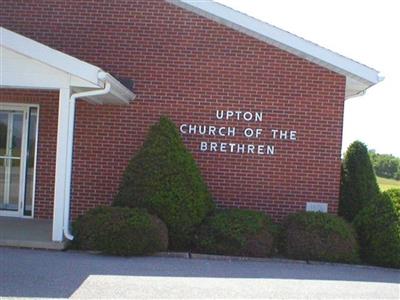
[0,247,399,299]
[0,217,65,250]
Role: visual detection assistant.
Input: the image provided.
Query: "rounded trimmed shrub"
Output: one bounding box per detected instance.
[113,116,214,250]
[282,212,359,263]
[72,207,168,256]
[194,209,275,257]
[354,189,400,268]
[339,141,380,222]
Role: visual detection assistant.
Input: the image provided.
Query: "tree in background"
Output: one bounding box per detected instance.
[339,141,380,222]
[369,150,400,180]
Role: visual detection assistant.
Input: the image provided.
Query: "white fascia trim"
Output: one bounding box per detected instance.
[1,26,101,86]
[169,0,382,86]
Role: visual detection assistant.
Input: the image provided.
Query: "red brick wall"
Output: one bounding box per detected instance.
[1,0,346,221]
[0,90,58,219]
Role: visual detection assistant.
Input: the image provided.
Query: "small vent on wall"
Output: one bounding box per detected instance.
[306,202,328,213]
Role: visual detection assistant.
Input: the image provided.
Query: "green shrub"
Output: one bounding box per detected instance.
[386,189,400,210]
[354,189,400,268]
[339,141,380,222]
[282,212,359,263]
[194,209,275,257]
[113,116,214,250]
[72,207,168,256]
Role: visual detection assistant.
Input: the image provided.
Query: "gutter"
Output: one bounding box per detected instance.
[63,71,131,240]
[98,71,137,104]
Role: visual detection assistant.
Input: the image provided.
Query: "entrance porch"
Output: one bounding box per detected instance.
[0,27,135,248]
[0,217,65,250]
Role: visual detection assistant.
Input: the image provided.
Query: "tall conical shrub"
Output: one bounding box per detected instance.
[339,141,380,221]
[114,116,214,250]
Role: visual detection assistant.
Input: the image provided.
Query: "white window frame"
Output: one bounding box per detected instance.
[0,102,40,218]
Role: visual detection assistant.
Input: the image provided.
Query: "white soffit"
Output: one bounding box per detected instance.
[1,46,99,90]
[0,27,135,104]
[0,27,100,87]
[168,0,383,98]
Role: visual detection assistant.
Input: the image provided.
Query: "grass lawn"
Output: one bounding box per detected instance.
[377,176,400,191]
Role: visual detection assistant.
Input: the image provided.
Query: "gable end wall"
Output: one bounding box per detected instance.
[1,0,346,221]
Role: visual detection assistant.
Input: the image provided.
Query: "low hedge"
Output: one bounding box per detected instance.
[194,209,275,257]
[354,189,400,268]
[282,212,359,263]
[72,207,168,256]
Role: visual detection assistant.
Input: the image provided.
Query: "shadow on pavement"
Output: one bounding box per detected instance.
[0,247,399,298]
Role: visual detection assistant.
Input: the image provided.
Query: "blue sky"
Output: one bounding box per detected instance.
[214,0,400,157]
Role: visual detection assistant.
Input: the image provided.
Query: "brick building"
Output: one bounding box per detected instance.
[0,0,381,245]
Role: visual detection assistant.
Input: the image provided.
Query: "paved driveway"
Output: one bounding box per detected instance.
[0,247,399,299]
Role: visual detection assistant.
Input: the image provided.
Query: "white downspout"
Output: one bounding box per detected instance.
[63,80,111,240]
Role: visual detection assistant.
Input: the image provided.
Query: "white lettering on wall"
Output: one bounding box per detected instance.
[181,124,237,137]
[199,126,206,135]
[220,142,227,152]
[181,110,297,156]
[209,126,216,135]
[189,124,196,134]
[244,128,263,138]
[200,141,207,152]
[244,128,254,138]
[266,145,275,155]
[271,129,297,140]
[197,142,275,155]
[258,145,264,155]
[180,124,187,134]
[255,112,263,122]
[216,110,224,120]
[215,110,263,122]
[290,131,297,141]
[248,144,255,154]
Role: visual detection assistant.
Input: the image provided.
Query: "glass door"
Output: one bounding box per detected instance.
[0,105,38,217]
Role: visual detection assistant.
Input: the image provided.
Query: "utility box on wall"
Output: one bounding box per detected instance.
[306,202,329,213]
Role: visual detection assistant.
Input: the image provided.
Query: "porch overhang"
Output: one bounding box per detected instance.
[1,27,136,244]
[0,26,136,104]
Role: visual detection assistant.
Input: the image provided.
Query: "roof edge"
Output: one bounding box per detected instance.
[168,0,382,94]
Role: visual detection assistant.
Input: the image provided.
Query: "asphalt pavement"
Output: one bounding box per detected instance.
[0,247,399,299]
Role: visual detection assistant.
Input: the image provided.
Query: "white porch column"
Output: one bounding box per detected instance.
[52,88,71,242]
